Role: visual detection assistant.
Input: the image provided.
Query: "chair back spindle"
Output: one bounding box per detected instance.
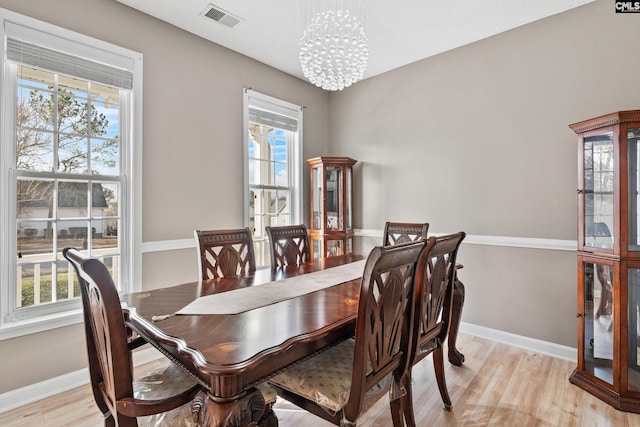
[382,222,429,246]
[266,224,311,268]
[194,228,256,279]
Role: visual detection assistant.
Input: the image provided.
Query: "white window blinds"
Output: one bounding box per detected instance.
[4,20,135,90]
[6,38,133,90]
[247,91,299,132]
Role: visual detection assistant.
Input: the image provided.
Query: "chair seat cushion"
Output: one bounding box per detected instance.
[257,382,278,405]
[134,362,198,427]
[269,338,356,413]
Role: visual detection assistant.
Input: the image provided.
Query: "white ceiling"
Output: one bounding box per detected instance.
[115,0,596,83]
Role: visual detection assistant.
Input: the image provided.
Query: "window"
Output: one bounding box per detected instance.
[0,10,142,336]
[243,89,303,268]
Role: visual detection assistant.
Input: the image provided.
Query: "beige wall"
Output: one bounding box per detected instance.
[1,0,637,397]
[330,0,640,347]
[0,0,329,393]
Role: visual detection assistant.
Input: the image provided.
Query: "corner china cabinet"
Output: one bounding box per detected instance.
[307,156,356,259]
[570,110,640,412]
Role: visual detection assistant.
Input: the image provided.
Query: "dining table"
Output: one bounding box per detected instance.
[120,253,466,426]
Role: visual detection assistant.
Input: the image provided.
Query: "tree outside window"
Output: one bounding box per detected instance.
[15,66,122,309]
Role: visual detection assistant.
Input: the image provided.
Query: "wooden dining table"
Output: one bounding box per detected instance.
[121,253,466,426]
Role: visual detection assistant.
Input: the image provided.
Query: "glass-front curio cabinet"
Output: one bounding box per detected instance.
[570,110,640,412]
[307,157,356,259]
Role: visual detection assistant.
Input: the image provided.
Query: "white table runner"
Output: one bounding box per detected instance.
[174,259,366,316]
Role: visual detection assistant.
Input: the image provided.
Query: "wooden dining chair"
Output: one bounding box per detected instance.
[382,221,429,246]
[265,224,311,268]
[392,232,466,426]
[63,248,201,427]
[194,227,256,279]
[268,240,425,427]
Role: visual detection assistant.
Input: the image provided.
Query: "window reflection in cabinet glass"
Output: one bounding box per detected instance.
[628,129,640,251]
[313,239,320,259]
[583,259,614,385]
[584,132,614,249]
[346,167,352,230]
[327,240,343,257]
[326,167,342,230]
[312,167,322,230]
[629,268,640,392]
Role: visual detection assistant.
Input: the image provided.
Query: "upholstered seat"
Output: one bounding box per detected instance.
[266,224,311,268]
[134,363,198,427]
[269,241,425,426]
[382,222,429,246]
[267,339,368,413]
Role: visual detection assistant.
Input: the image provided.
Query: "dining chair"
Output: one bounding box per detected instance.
[194,227,256,279]
[265,224,311,268]
[268,240,426,427]
[392,232,466,426]
[382,221,429,246]
[62,247,201,427]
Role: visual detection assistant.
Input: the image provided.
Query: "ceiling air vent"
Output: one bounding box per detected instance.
[202,4,241,28]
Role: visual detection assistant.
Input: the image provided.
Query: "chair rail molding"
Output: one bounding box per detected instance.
[142,230,577,254]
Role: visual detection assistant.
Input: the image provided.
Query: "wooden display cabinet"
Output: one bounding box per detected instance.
[569,110,640,412]
[307,157,356,259]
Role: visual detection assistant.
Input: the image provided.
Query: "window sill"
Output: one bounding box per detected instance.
[0,309,83,341]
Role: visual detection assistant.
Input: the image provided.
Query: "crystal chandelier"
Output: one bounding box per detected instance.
[299,0,368,91]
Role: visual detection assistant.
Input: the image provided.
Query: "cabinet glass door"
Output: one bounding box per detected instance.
[346,167,352,230]
[326,167,342,230]
[583,132,614,250]
[582,259,614,385]
[312,167,322,230]
[327,239,344,257]
[629,268,640,392]
[628,128,640,252]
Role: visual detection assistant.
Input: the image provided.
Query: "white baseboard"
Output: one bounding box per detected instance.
[460,322,577,361]
[0,324,577,415]
[0,345,163,414]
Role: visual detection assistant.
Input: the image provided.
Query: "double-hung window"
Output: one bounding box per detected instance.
[0,10,142,337]
[243,89,303,268]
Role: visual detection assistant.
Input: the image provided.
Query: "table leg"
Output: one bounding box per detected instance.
[448,277,465,366]
[192,388,278,427]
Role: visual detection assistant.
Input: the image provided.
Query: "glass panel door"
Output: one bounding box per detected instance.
[629,267,640,392]
[628,128,640,252]
[312,167,322,231]
[583,259,614,385]
[326,167,342,230]
[327,239,343,257]
[346,167,352,230]
[583,132,614,250]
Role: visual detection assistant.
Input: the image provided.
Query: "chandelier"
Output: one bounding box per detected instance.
[299,0,368,91]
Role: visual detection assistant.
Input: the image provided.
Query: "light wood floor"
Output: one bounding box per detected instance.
[3,333,640,426]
